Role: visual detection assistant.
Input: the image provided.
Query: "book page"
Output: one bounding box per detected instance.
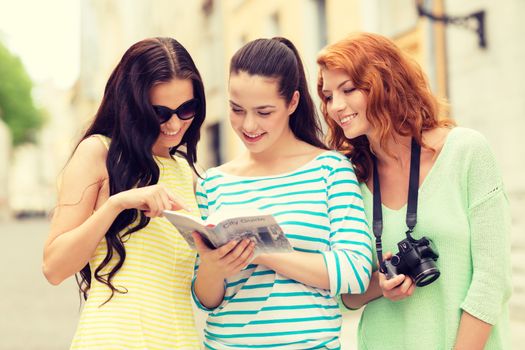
[164,209,294,255]
[212,212,293,255]
[163,210,218,249]
[205,207,263,226]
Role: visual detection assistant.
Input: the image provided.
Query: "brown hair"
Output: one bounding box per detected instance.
[317,32,453,182]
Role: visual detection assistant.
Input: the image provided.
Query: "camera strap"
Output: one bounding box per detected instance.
[372,138,421,264]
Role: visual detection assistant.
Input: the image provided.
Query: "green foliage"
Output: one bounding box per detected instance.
[0,40,45,145]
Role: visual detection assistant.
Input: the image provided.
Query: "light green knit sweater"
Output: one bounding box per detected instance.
[356,127,512,350]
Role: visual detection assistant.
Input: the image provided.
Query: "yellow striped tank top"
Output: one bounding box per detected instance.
[71,135,200,349]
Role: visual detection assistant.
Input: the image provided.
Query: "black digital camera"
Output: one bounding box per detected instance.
[380,234,440,287]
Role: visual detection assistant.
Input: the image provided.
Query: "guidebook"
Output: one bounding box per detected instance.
[163,208,293,255]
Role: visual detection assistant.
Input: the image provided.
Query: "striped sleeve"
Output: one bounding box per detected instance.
[321,156,372,296]
[195,177,209,220]
[191,177,218,311]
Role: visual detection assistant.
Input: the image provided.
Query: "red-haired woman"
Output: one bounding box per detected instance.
[317,32,511,349]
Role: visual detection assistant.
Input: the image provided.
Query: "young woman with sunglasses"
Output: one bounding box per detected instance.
[191,37,373,349]
[42,37,222,349]
[317,32,511,350]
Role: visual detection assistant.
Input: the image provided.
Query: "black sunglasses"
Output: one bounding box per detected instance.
[152,98,199,123]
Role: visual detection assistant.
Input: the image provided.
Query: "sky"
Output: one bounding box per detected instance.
[0,0,80,89]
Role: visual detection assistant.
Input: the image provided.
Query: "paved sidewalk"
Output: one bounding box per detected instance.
[0,218,79,350]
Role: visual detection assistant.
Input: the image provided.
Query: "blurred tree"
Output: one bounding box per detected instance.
[0,40,45,145]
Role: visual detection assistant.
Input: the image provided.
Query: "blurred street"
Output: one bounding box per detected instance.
[0,218,79,350]
[1,218,524,349]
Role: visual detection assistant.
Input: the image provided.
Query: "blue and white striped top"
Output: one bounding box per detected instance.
[192,151,372,349]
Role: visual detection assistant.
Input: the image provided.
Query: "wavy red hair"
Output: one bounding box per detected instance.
[317,32,453,182]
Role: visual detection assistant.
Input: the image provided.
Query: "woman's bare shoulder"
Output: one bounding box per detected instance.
[64,136,109,186]
[77,135,109,158]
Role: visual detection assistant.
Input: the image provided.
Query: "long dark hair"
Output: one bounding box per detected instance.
[76,37,205,302]
[230,37,326,149]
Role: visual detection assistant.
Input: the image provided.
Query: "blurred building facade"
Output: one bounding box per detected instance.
[5,83,77,217]
[73,0,206,126]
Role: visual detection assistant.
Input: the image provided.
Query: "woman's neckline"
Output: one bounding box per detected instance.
[362,126,458,212]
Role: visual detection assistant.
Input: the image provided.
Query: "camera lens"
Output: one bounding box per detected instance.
[412,259,440,287]
[415,268,440,286]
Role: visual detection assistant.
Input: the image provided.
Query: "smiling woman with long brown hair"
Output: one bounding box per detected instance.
[43,37,206,349]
